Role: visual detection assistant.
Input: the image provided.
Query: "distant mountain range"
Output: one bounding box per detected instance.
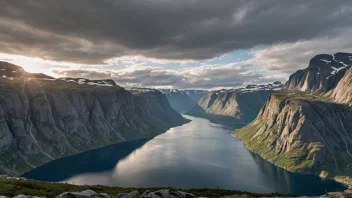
[159,89,208,113]
[234,52,352,185]
[129,88,207,113]
[0,62,188,176]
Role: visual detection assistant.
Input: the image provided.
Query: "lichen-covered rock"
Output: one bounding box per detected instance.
[176,190,196,198]
[140,189,174,198]
[56,189,109,198]
[116,191,139,198]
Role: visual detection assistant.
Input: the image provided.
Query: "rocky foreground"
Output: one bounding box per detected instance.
[1,186,352,198]
[1,175,351,198]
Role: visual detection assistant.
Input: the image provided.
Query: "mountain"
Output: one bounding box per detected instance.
[187,83,283,125]
[286,52,352,94]
[0,61,53,79]
[0,63,188,176]
[182,90,208,101]
[234,52,352,184]
[158,89,207,113]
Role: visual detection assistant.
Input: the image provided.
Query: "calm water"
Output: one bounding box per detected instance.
[23,116,346,196]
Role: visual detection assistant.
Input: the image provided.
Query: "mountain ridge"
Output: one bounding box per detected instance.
[0,62,188,176]
[234,52,352,184]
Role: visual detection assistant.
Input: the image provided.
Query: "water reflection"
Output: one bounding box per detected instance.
[23,138,151,181]
[24,116,346,196]
[249,151,346,195]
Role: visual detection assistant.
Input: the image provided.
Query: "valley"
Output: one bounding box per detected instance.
[1,53,352,197]
[1,2,352,197]
[22,115,346,196]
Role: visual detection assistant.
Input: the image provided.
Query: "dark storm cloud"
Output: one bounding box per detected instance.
[0,0,351,64]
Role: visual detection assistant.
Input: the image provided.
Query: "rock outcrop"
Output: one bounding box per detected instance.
[0,64,188,176]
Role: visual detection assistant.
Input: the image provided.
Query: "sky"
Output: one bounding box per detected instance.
[0,0,352,89]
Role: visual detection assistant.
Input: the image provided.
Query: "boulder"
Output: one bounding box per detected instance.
[176,190,196,198]
[140,189,174,198]
[115,191,139,198]
[55,189,107,198]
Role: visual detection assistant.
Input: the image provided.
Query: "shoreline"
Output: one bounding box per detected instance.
[231,133,352,186]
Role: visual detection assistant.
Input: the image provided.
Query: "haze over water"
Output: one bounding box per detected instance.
[24,116,346,196]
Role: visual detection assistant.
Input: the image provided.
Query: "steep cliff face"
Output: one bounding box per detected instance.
[187,84,281,124]
[326,67,352,106]
[0,78,187,176]
[285,52,352,94]
[196,89,271,121]
[233,90,352,181]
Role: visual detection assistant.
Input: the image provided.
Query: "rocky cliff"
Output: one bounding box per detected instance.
[187,84,282,124]
[234,52,352,184]
[285,52,352,94]
[325,67,352,106]
[234,90,352,181]
[0,65,187,176]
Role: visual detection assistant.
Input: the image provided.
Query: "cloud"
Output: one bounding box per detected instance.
[0,0,351,64]
[53,62,287,89]
[250,30,352,73]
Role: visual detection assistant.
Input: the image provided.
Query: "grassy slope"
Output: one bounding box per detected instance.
[0,179,292,198]
[233,90,352,185]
